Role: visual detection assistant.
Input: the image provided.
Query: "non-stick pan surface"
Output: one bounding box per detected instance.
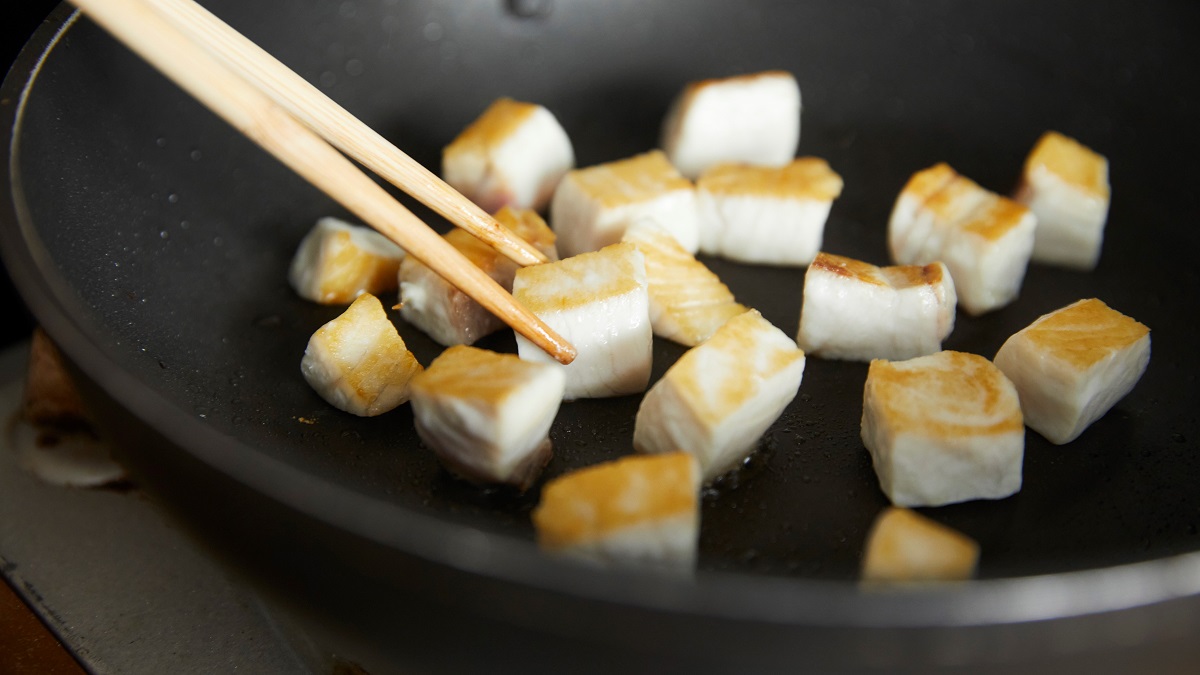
[4,0,1200,670]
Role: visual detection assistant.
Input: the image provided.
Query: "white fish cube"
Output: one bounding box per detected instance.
[301,294,423,416]
[621,219,747,346]
[442,98,574,213]
[288,217,405,305]
[634,310,806,482]
[696,158,843,266]
[797,252,956,361]
[410,345,565,491]
[888,163,1036,315]
[399,207,557,346]
[861,507,979,583]
[532,452,701,570]
[549,150,700,258]
[512,242,652,400]
[1015,131,1111,270]
[661,70,801,180]
[993,298,1150,445]
[861,350,1024,507]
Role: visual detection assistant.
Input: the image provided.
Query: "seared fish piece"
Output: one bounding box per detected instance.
[550,150,700,257]
[532,452,701,570]
[621,219,748,346]
[512,242,652,400]
[661,70,801,180]
[410,345,565,491]
[399,207,557,346]
[634,310,805,482]
[797,252,956,361]
[442,98,574,213]
[1015,131,1111,270]
[861,507,979,584]
[696,158,843,266]
[288,216,406,305]
[993,298,1150,445]
[862,350,1024,507]
[301,294,423,417]
[888,163,1036,315]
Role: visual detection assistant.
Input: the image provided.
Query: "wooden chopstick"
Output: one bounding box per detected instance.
[68,0,577,365]
[144,0,547,268]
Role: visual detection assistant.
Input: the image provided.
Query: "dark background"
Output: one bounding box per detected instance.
[2,0,60,347]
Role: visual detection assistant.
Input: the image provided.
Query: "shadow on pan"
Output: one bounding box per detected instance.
[3,1,1200,671]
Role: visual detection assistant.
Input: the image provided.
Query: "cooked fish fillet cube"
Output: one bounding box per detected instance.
[994,298,1150,445]
[410,345,565,491]
[301,294,423,417]
[888,163,1036,315]
[399,207,557,346]
[532,452,701,570]
[549,150,700,258]
[1015,131,1111,270]
[512,242,652,400]
[861,350,1024,507]
[288,216,406,305]
[661,70,801,180]
[861,507,979,584]
[696,158,844,266]
[442,98,575,213]
[621,219,748,346]
[797,252,956,361]
[634,310,805,482]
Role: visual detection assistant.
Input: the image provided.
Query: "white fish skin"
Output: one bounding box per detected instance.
[410,345,565,490]
[300,294,423,417]
[861,351,1024,507]
[442,98,575,213]
[399,207,557,347]
[797,253,956,361]
[532,453,701,570]
[1015,132,1110,270]
[993,298,1150,445]
[888,163,1036,315]
[550,150,700,258]
[512,242,652,400]
[622,219,747,346]
[288,216,406,305]
[634,310,805,482]
[661,71,801,180]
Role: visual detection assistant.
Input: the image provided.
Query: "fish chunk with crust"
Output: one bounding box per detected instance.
[301,293,423,416]
[696,158,843,266]
[661,70,801,180]
[634,309,806,482]
[797,252,956,361]
[861,350,1024,507]
[532,452,701,570]
[888,163,1036,315]
[442,98,574,213]
[511,242,652,400]
[621,219,747,347]
[1015,131,1111,270]
[399,206,557,346]
[410,345,565,491]
[993,298,1150,445]
[861,507,979,584]
[550,150,700,257]
[288,216,406,305]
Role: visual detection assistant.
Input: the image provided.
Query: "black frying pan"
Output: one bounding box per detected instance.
[4,1,1200,671]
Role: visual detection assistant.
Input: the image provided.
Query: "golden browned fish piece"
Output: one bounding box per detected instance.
[993,298,1150,444]
[1015,131,1110,270]
[288,216,406,305]
[861,507,980,584]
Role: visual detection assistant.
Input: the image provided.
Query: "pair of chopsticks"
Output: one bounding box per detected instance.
[68,0,577,365]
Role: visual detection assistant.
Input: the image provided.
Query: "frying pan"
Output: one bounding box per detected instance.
[4,1,1200,671]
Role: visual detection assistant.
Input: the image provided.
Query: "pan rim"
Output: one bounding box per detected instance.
[4,2,1200,635]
